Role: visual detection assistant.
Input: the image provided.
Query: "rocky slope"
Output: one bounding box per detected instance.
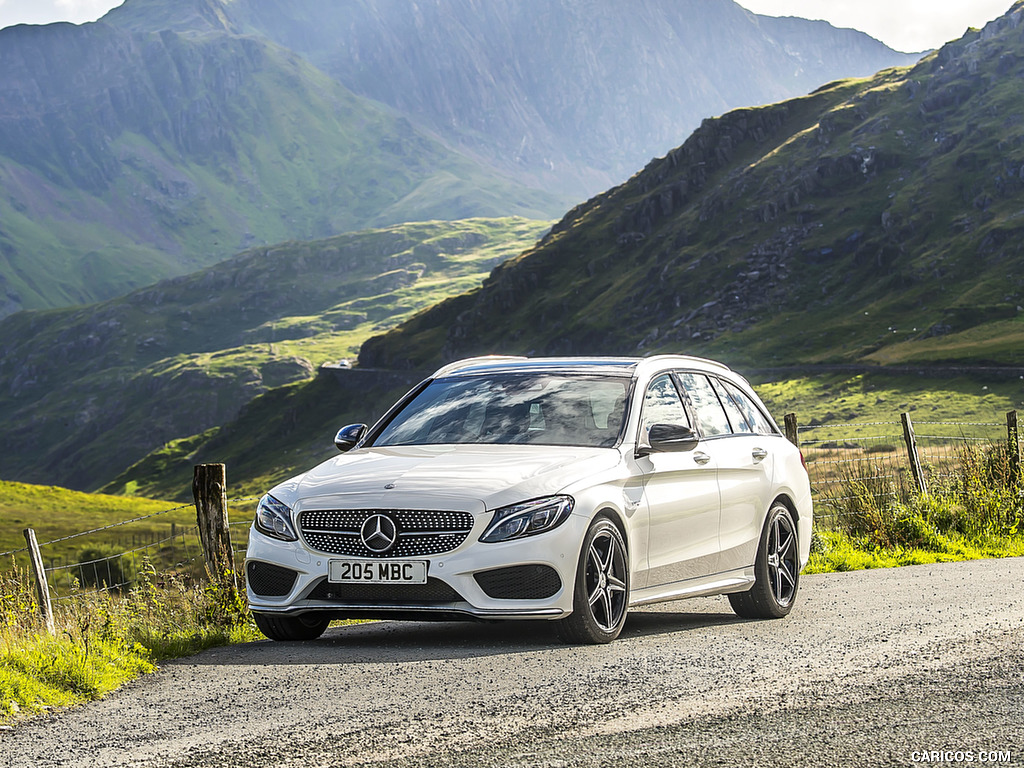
[358,3,1024,372]
[106,0,922,199]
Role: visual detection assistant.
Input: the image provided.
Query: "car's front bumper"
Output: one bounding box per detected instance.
[244,512,590,621]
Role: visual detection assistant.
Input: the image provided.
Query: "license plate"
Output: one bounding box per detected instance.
[328,559,427,584]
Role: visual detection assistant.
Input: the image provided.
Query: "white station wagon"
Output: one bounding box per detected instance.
[245,355,812,644]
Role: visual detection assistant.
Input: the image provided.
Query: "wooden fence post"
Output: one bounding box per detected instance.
[192,464,236,587]
[1008,410,1020,485]
[23,528,55,635]
[784,413,800,447]
[901,412,928,495]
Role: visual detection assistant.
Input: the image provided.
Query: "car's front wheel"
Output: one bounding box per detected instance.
[557,516,629,644]
[729,502,799,619]
[253,612,330,641]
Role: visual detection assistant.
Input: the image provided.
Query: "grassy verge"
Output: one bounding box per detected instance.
[1,564,259,722]
[806,442,1023,572]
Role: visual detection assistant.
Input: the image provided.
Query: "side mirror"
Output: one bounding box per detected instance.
[637,423,699,456]
[334,423,367,452]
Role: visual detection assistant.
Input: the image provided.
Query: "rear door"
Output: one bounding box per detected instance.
[677,372,776,572]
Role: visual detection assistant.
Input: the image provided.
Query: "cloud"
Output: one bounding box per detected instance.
[736,0,1011,52]
[54,0,120,20]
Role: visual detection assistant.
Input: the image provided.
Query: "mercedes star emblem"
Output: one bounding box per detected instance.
[360,513,398,553]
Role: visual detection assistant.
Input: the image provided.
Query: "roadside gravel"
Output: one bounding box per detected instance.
[3,558,1022,767]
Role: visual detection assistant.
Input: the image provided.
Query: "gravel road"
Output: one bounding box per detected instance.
[3,558,1022,767]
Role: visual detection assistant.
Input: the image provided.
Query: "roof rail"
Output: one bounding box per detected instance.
[639,354,732,372]
[431,355,530,377]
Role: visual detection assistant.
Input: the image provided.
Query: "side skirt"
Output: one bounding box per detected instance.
[628,566,755,607]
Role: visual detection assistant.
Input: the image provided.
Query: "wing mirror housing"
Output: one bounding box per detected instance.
[637,423,699,457]
[334,423,367,452]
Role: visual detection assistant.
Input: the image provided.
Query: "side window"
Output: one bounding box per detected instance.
[642,374,690,435]
[710,377,752,434]
[676,372,731,437]
[722,380,776,435]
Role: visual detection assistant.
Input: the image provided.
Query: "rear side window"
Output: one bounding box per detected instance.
[676,372,731,437]
[721,380,776,435]
[709,377,752,434]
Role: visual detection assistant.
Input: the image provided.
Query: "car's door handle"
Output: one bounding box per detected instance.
[752,447,768,461]
[693,451,712,465]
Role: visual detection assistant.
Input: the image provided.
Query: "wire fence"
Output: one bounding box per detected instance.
[797,414,1018,522]
[3,495,258,601]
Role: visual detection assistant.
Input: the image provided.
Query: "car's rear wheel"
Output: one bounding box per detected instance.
[729,502,799,619]
[557,516,629,644]
[253,612,330,641]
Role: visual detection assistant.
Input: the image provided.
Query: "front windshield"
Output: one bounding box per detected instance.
[373,373,630,448]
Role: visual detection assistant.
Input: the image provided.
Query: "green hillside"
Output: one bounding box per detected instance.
[90,5,1024,501]
[0,480,187,563]
[0,218,550,492]
[0,21,564,315]
[358,5,1024,372]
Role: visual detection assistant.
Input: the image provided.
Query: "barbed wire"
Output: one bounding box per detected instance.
[3,495,259,559]
[0,501,196,558]
[802,435,903,445]
[43,526,202,575]
[799,421,900,430]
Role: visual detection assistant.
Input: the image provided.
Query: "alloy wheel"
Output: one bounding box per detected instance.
[585,528,628,631]
[766,507,798,607]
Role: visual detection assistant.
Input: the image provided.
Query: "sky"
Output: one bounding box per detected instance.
[0,0,1014,53]
[734,0,1013,53]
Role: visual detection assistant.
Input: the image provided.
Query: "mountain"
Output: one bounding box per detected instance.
[0,0,918,317]
[358,3,1024,372]
[0,218,550,491]
[67,4,1024,502]
[104,0,922,199]
[0,18,564,316]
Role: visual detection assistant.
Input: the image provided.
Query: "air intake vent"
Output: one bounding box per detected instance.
[474,565,562,600]
[247,561,298,597]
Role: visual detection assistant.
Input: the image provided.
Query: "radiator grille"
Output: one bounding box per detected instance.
[298,509,474,558]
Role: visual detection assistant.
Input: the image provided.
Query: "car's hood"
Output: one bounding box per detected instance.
[269,444,622,512]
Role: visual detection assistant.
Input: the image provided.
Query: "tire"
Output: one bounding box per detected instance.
[557,516,630,644]
[729,502,800,619]
[253,612,330,641]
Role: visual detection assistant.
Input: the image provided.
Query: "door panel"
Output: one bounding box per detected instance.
[710,434,775,571]
[638,450,721,586]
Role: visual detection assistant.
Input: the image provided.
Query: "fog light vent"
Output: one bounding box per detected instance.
[474,565,562,599]
[247,561,298,597]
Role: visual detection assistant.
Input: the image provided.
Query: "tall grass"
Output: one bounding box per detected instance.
[809,441,1024,572]
[1,561,258,721]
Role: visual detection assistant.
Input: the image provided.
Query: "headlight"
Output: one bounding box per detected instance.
[254,495,298,542]
[480,495,574,543]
